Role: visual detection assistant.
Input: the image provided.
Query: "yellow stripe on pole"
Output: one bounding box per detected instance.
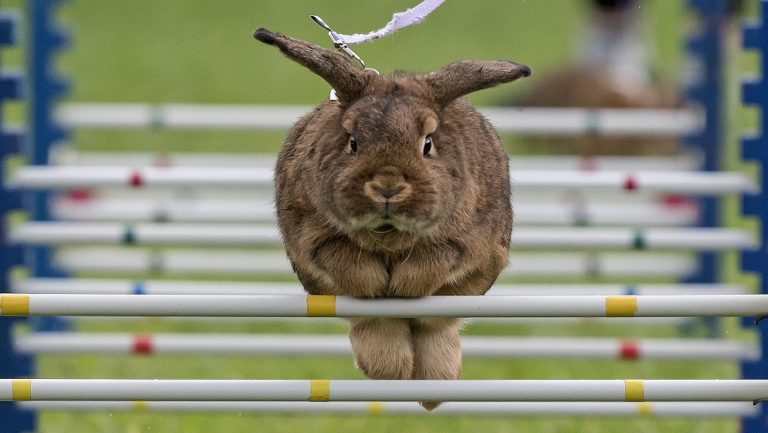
[12,379,32,401]
[306,295,336,317]
[624,380,645,402]
[309,379,330,402]
[605,296,638,317]
[132,401,150,411]
[368,401,385,414]
[0,294,30,316]
[636,402,653,415]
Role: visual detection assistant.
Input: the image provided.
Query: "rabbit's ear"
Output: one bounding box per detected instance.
[424,60,531,106]
[254,28,371,102]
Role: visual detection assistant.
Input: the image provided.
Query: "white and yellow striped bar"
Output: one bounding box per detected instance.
[13,333,759,361]
[10,223,757,250]
[56,104,702,135]
[9,166,757,194]
[66,315,693,326]
[1,380,766,402]
[18,401,759,418]
[13,278,747,296]
[52,248,700,278]
[2,294,767,317]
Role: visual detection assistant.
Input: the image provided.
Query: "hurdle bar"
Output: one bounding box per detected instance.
[71,315,694,326]
[3,276,737,324]
[50,149,705,171]
[15,400,760,418]
[9,223,757,250]
[1,294,767,317]
[11,278,748,296]
[52,248,701,278]
[50,183,694,203]
[13,283,701,325]
[13,333,759,361]
[1,379,766,402]
[55,103,703,136]
[8,166,757,194]
[51,196,700,226]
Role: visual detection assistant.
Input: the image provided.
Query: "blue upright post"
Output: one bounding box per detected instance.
[26,0,69,331]
[683,0,728,337]
[740,1,768,432]
[0,6,35,433]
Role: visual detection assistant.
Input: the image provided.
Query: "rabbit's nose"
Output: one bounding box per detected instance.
[364,179,412,204]
[374,184,405,199]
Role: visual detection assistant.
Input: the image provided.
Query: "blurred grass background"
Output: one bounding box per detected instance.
[59,0,686,154]
[3,0,760,432]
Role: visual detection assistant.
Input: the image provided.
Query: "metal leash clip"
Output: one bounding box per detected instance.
[310,15,366,68]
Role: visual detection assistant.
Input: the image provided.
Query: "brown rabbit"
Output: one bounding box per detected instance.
[254,28,529,410]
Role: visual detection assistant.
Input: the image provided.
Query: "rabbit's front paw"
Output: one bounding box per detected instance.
[388,247,460,297]
[388,264,442,298]
[309,236,389,297]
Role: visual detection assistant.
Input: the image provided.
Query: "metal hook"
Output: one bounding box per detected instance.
[310,15,340,42]
[754,399,766,406]
[310,15,366,68]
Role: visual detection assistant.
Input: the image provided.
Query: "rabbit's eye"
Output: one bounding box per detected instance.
[347,136,358,155]
[423,135,433,157]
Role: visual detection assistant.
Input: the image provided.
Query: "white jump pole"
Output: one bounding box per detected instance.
[51,184,694,204]
[9,166,274,189]
[17,401,759,418]
[1,379,766,402]
[52,248,699,278]
[10,223,756,250]
[11,222,284,246]
[50,149,703,172]
[13,333,759,361]
[51,196,700,226]
[52,198,278,224]
[66,315,693,326]
[1,294,767,317]
[55,104,702,135]
[11,278,748,296]
[8,166,757,194]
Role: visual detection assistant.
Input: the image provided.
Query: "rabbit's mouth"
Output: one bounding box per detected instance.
[367,217,423,234]
[345,214,432,238]
[374,223,396,233]
[344,216,438,252]
[370,218,405,234]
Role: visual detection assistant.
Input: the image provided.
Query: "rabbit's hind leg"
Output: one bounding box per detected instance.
[410,318,464,411]
[349,317,414,380]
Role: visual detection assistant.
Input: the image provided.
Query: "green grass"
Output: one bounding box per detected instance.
[3,0,758,432]
[57,0,685,153]
[37,410,737,433]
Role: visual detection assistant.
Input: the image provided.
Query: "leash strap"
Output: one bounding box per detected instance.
[311,0,445,68]
[334,0,445,44]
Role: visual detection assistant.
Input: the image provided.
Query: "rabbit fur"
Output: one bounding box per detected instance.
[254,28,529,410]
